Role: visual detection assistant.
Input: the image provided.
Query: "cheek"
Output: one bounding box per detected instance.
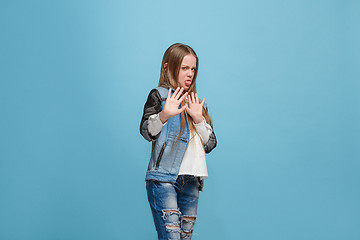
[178,72,185,81]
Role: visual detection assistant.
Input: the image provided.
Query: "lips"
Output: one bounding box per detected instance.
[185,79,192,86]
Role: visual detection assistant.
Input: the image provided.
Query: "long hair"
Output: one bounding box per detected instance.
[157,43,213,146]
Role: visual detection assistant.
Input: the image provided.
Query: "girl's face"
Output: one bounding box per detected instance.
[177,54,197,90]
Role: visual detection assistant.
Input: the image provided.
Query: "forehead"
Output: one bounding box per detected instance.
[181,54,197,66]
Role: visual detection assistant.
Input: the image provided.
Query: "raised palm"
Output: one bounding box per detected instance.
[159,87,188,123]
[186,92,205,124]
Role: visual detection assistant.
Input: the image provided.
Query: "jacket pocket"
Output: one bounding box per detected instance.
[155,141,167,170]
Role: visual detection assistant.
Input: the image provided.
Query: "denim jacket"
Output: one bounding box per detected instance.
[140,86,217,183]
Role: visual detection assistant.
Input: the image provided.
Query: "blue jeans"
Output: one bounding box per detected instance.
[146,175,203,240]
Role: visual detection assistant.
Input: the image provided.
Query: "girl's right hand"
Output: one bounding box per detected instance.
[159,87,188,124]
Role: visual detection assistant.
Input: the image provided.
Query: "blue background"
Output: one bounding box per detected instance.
[1,0,359,239]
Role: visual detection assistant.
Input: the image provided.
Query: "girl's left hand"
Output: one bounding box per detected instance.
[186,92,205,124]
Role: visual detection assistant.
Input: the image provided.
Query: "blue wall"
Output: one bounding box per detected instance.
[1,0,359,239]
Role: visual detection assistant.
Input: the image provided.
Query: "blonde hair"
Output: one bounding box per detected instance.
[158,43,213,144]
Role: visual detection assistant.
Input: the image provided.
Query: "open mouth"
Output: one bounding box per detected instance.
[185,80,192,86]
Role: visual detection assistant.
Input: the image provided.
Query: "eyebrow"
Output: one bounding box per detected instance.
[181,64,197,68]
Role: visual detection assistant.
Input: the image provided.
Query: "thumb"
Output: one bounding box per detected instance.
[185,103,189,110]
[180,104,187,112]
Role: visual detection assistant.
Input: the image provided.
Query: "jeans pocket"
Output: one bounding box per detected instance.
[146,180,159,191]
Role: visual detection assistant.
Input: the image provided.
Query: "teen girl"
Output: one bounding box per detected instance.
[140,43,217,240]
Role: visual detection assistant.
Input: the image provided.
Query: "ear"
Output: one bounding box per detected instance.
[163,62,168,70]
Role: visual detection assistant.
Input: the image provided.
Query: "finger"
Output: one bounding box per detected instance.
[200,97,205,106]
[178,91,188,102]
[176,87,184,100]
[195,93,200,103]
[179,104,187,112]
[187,95,192,106]
[167,88,171,99]
[172,87,180,98]
[191,92,195,103]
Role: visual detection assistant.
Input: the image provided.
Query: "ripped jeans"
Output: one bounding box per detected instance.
[146,175,203,240]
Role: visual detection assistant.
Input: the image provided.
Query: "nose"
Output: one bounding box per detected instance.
[187,70,193,78]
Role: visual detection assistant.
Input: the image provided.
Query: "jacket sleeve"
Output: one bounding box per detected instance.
[203,105,217,154]
[140,88,163,142]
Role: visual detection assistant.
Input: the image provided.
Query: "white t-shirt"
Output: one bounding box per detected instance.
[147,113,212,179]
